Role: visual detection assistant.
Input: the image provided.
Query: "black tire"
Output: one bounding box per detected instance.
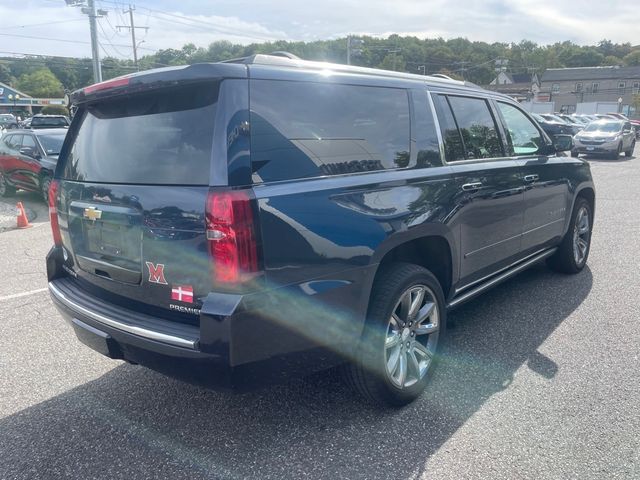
[625,141,635,157]
[40,175,52,204]
[547,197,592,274]
[0,171,16,197]
[343,263,447,407]
[571,150,579,158]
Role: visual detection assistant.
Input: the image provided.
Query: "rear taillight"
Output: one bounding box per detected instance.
[206,190,259,284]
[48,179,62,246]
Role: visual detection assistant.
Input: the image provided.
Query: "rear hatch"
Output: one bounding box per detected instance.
[56,81,220,324]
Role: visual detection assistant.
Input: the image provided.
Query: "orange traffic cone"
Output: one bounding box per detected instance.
[16,202,32,229]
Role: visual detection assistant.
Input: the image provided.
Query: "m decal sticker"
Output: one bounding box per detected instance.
[145,262,168,285]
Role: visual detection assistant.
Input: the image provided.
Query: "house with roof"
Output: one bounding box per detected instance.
[486,71,540,102]
[539,66,640,115]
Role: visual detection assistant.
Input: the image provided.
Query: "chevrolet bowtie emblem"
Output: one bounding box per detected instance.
[83,207,102,221]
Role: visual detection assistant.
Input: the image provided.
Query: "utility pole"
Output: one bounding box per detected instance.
[65,0,108,83]
[117,5,149,70]
[87,0,102,82]
[346,35,364,65]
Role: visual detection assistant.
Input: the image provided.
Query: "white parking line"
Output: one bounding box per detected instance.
[0,287,48,303]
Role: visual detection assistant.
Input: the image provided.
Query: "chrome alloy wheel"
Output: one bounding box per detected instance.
[384,285,439,389]
[573,206,590,265]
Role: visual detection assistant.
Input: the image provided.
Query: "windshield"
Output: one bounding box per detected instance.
[38,133,66,156]
[531,113,545,123]
[542,114,565,123]
[583,121,623,133]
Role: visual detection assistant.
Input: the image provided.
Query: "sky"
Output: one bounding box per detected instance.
[0,0,638,60]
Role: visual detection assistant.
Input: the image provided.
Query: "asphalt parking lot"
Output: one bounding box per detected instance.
[0,149,638,480]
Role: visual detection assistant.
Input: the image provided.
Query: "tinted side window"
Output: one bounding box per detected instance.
[433,94,465,162]
[6,135,22,151]
[447,96,503,160]
[21,135,37,149]
[497,102,544,156]
[414,92,444,167]
[250,81,411,183]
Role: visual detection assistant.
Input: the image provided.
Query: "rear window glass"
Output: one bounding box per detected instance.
[32,116,69,127]
[38,133,66,156]
[62,82,218,185]
[250,80,411,183]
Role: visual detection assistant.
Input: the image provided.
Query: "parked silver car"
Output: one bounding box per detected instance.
[572,120,636,159]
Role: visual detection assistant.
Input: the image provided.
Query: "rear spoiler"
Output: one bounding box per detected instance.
[71,63,247,105]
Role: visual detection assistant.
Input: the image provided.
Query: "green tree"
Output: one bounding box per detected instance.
[0,63,13,85]
[603,55,624,66]
[16,68,64,97]
[41,105,69,115]
[558,46,604,67]
[379,53,405,72]
[623,50,640,66]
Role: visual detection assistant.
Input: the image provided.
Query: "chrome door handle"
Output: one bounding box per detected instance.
[462,182,483,192]
[524,174,539,183]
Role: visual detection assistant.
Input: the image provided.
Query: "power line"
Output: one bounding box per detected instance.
[0,31,156,51]
[96,0,280,42]
[0,19,85,30]
[97,17,131,58]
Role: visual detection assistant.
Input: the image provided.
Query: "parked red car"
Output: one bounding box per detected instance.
[0,128,67,201]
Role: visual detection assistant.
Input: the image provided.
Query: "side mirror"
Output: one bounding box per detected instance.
[552,134,573,153]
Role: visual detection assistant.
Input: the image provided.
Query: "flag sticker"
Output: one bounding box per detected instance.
[171,285,194,304]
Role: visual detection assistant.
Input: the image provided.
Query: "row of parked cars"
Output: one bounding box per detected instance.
[0,113,70,132]
[531,112,638,159]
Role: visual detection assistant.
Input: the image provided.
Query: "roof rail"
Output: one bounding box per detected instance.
[268,51,301,60]
[431,73,454,80]
[220,53,469,87]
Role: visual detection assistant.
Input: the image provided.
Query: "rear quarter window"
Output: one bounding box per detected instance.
[250,80,411,183]
[62,82,219,185]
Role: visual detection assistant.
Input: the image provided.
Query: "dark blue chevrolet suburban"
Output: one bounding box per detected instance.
[47,54,595,406]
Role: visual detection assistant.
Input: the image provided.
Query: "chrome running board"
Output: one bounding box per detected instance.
[447,248,557,310]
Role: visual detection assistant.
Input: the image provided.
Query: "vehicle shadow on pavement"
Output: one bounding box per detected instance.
[584,154,635,163]
[0,265,592,480]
